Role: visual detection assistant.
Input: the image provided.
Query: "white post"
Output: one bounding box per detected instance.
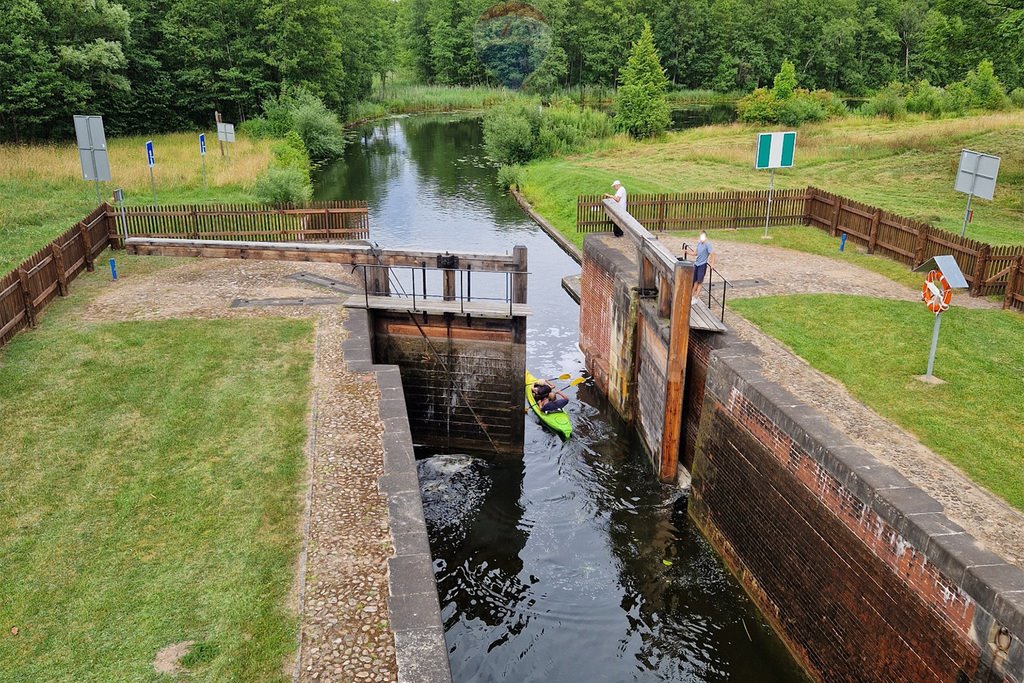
[925,312,942,378]
[763,168,775,239]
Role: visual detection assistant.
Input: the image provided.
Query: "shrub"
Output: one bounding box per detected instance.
[943,81,973,115]
[483,100,612,165]
[778,94,826,126]
[289,94,347,162]
[1011,88,1024,108]
[772,60,798,100]
[613,21,670,139]
[496,164,523,190]
[809,89,847,118]
[737,88,781,124]
[906,81,946,117]
[271,131,312,186]
[864,85,907,119]
[254,167,313,205]
[966,60,1010,110]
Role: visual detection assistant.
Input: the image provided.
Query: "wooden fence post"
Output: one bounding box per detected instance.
[913,225,929,267]
[512,245,528,305]
[867,209,881,254]
[50,243,67,296]
[971,244,991,297]
[79,222,95,272]
[830,195,842,237]
[104,203,119,247]
[658,195,667,232]
[1004,255,1023,310]
[803,187,814,226]
[17,269,36,327]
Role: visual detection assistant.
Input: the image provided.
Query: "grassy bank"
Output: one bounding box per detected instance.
[347,84,524,123]
[730,294,1024,510]
[519,111,1024,246]
[0,260,313,681]
[0,133,272,272]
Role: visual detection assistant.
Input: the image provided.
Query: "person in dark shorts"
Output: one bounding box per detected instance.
[683,231,716,299]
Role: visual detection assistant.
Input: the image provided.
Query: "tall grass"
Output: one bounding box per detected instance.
[0,133,272,271]
[348,84,524,123]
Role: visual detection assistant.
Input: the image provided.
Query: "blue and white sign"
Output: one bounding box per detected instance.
[146,140,155,168]
[755,131,796,170]
[199,133,207,156]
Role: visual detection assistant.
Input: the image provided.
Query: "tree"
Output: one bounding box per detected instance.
[614,21,669,139]
[772,60,797,99]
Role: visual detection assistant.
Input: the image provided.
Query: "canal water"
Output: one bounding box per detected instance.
[315,114,804,681]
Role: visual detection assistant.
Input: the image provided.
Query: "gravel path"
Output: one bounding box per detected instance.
[80,257,400,681]
[655,236,1024,566]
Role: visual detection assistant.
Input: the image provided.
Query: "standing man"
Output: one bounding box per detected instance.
[683,231,716,299]
[603,180,627,213]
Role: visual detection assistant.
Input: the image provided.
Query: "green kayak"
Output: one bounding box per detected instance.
[526,370,572,439]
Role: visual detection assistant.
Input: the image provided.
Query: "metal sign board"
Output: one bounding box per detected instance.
[216,122,235,143]
[955,149,1000,201]
[755,131,796,169]
[146,140,155,168]
[913,255,969,289]
[74,115,111,182]
[199,133,206,156]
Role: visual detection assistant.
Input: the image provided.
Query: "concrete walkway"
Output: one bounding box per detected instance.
[655,236,1024,567]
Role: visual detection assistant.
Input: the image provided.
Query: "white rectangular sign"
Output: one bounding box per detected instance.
[955,149,1000,201]
[216,122,235,143]
[74,115,111,182]
[755,131,796,169]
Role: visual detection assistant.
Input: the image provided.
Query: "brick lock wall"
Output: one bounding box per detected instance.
[580,253,614,393]
[689,359,1011,682]
[635,310,668,466]
[683,332,713,471]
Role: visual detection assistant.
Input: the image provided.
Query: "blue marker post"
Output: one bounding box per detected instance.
[839,233,847,252]
[109,258,118,281]
[146,139,158,208]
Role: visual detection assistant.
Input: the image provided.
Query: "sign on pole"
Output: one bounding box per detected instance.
[74,115,111,204]
[216,121,235,160]
[145,140,158,207]
[199,133,208,191]
[954,149,1000,237]
[755,131,796,238]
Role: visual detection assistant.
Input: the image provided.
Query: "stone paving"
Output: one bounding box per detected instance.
[654,236,1024,567]
[80,257,400,681]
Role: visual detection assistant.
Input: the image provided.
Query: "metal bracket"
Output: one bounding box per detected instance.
[437,253,459,269]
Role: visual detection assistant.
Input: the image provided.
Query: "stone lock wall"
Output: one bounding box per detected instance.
[689,332,1024,683]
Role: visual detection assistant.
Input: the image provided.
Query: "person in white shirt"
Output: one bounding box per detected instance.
[604,180,627,213]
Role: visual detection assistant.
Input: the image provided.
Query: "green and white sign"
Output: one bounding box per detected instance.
[755,131,796,169]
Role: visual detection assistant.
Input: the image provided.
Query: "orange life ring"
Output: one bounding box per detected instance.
[921,270,952,314]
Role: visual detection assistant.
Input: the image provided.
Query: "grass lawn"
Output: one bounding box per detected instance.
[729,294,1024,510]
[519,111,1024,247]
[0,266,313,681]
[0,132,273,272]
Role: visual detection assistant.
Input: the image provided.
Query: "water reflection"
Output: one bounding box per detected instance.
[316,115,804,682]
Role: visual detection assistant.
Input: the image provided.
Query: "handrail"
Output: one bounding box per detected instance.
[356,262,528,317]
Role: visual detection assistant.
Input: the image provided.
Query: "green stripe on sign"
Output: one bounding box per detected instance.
[756,134,772,169]
[780,132,796,167]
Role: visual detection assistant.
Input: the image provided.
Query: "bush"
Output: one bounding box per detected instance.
[254,167,313,205]
[244,88,346,162]
[613,21,670,139]
[271,131,312,186]
[906,81,946,117]
[496,164,523,190]
[737,88,781,124]
[863,85,907,119]
[483,100,612,165]
[1011,88,1024,108]
[943,81,973,115]
[965,60,1010,110]
[809,89,847,118]
[778,94,826,126]
[772,60,798,100]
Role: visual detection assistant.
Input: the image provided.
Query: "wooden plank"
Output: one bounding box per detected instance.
[659,259,694,483]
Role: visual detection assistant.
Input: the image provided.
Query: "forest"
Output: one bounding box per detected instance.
[2,0,1022,140]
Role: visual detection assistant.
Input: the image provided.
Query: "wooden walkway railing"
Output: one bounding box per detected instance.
[110,201,369,245]
[577,187,1024,309]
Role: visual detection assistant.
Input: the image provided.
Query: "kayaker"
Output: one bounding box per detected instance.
[532,382,552,401]
[540,389,569,413]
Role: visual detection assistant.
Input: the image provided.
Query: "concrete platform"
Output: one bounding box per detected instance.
[345,294,530,318]
[561,274,582,303]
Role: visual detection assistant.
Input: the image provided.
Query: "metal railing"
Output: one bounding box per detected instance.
[681,242,730,322]
[356,262,528,317]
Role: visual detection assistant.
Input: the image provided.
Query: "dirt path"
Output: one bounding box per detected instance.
[655,236,1024,566]
[82,257,399,682]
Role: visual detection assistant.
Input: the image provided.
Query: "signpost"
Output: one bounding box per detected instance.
[755,131,796,238]
[912,256,969,383]
[199,133,208,190]
[146,140,158,207]
[216,121,235,160]
[954,149,1000,237]
[73,115,111,204]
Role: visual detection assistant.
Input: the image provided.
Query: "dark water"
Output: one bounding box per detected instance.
[314,115,804,682]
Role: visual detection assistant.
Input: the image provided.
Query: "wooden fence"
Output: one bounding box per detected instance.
[109,201,369,245]
[1,204,111,348]
[577,187,1024,308]
[577,189,809,233]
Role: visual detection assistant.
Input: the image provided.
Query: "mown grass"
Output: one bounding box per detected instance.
[519,111,1024,246]
[729,294,1024,510]
[0,262,313,681]
[0,132,273,272]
